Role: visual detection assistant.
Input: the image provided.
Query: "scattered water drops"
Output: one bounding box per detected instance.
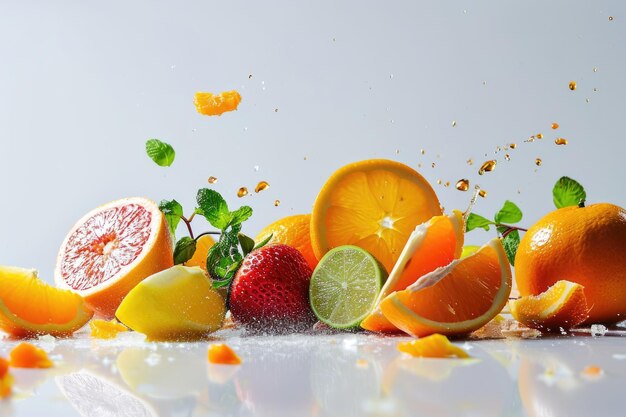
[591,324,608,337]
[274,199,280,207]
[455,179,470,191]
[509,143,517,149]
[255,181,270,193]
[237,187,248,198]
[248,74,253,79]
[420,149,425,155]
[274,108,279,112]
[552,122,559,130]
[254,165,260,171]
[437,179,442,185]
[609,16,614,21]
[555,138,568,145]
[208,176,218,184]
[586,98,590,103]
[536,133,543,139]
[569,81,577,91]
[593,67,598,72]
[535,158,542,166]
[467,158,474,165]
[504,154,511,161]
[478,160,496,175]
[444,181,450,187]
[395,149,400,154]
[431,162,436,168]
[451,120,457,127]
[389,74,394,80]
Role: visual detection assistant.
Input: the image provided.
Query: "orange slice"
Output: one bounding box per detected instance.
[311,159,442,273]
[0,266,93,337]
[256,214,318,269]
[361,211,464,333]
[10,343,53,368]
[510,280,589,331]
[89,319,128,339]
[55,197,173,318]
[397,334,470,359]
[208,344,242,365]
[194,91,242,116]
[185,234,216,271]
[380,238,512,337]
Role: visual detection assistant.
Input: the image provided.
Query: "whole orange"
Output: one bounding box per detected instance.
[255,214,318,269]
[515,203,626,324]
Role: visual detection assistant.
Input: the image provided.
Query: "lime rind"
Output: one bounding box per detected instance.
[310,245,386,329]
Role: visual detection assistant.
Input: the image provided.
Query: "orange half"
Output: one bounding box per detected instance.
[380,238,512,337]
[311,159,442,273]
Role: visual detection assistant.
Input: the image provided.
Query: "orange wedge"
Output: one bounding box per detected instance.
[379,238,512,337]
[397,334,470,359]
[208,344,242,365]
[0,266,93,337]
[194,91,242,116]
[510,280,589,331]
[361,211,464,333]
[185,234,215,271]
[311,159,442,273]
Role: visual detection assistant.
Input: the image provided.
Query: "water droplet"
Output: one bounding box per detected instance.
[509,143,517,149]
[431,162,436,168]
[208,176,218,184]
[455,179,470,191]
[482,80,487,85]
[437,179,442,185]
[248,74,253,79]
[552,122,559,130]
[274,108,279,112]
[593,67,598,72]
[479,189,487,198]
[536,133,543,139]
[417,163,422,168]
[586,98,590,103]
[478,160,497,175]
[451,120,457,127]
[591,324,608,336]
[303,156,308,161]
[467,158,474,165]
[505,154,511,161]
[237,187,248,198]
[569,81,577,91]
[254,165,260,171]
[389,74,394,80]
[420,149,425,155]
[535,158,542,166]
[255,181,270,193]
[555,138,568,145]
[609,16,614,21]
[274,199,280,207]
[593,87,598,92]
[444,181,450,187]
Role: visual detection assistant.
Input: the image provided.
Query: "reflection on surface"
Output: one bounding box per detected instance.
[1,332,626,416]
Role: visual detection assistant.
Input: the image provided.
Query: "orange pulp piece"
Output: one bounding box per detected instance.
[186,234,216,271]
[256,214,319,269]
[380,238,512,337]
[361,211,464,333]
[89,319,128,339]
[9,343,53,369]
[208,344,241,365]
[509,280,589,331]
[398,334,470,359]
[310,159,443,273]
[194,91,242,116]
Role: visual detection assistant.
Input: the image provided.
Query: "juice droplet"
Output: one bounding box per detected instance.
[451,120,457,127]
[274,199,280,207]
[536,133,543,139]
[237,187,248,198]
[555,138,568,145]
[535,158,542,166]
[417,163,422,168]
[444,181,450,187]
[552,122,559,129]
[421,149,425,155]
[479,189,487,198]
[208,176,218,184]
[593,67,598,72]
[274,108,279,113]
[569,81,577,91]
[478,160,497,175]
[431,162,436,168]
[255,181,270,193]
[455,179,470,191]
[609,16,614,21]
[248,74,253,79]
[437,179,442,185]
[505,154,511,161]
[467,158,474,165]
[509,143,517,149]
[395,149,400,154]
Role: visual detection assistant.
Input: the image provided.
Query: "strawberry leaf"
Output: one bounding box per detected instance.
[238,233,255,256]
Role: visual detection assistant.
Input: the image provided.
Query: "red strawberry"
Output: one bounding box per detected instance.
[229,243,316,332]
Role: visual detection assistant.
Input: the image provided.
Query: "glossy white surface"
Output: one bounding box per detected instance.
[1,329,625,417]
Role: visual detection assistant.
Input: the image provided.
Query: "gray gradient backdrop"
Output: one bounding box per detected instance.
[1,1,625,282]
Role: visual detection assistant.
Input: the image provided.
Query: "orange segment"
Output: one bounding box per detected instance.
[380,238,512,337]
[397,334,470,359]
[510,280,589,331]
[311,159,442,273]
[9,343,53,369]
[362,211,464,333]
[185,234,215,271]
[208,344,242,365]
[194,91,242,116]
[0,358,13,398]
[255,214,318,269]
[54,197,174,318]
[0,266,93,337]
[89,319,128,339]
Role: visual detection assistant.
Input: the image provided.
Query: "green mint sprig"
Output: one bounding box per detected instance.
[553,176,586,208]
[146,139,176,167]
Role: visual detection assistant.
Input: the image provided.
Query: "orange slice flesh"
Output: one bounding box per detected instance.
[89,319,128,339]
[0,266,93,337]
[194,91,242,116]
[54,197,173,318]
[0,358,13,398]
[380,238,512,337]
[311,159,443,273]
[185,234,215,271]
[509,280,589,331]
[9,343,53,369]
[361,211,464,333]
[208,344,242,365]
[397,334,470,359]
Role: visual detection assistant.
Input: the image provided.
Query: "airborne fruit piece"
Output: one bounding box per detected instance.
[0,265,93,337]
[55,197,173,318]
[194,91,242,116]
[515,203,626,323]
[510,280,589,331]
[229,244,316,332]
[256,214,319,269]
[208,344,242,365]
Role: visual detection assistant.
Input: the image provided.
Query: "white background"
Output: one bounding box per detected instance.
[1,0,625,281]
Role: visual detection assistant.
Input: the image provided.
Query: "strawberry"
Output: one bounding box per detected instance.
[229,244,316,332]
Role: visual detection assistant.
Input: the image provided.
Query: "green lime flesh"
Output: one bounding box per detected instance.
[461,245,481,259]
[309,245,387,329]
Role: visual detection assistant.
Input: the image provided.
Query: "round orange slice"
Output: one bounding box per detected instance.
[361,210,465,333]
[55,197,173,318]
[510,280,589,331]
[379,238,512,337]
[256,214,318,269]
[0,265,93,337]
[311,159,442,273]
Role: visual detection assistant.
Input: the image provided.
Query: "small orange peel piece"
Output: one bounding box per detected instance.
[0,358,13,398]
[398,334,470,359]
[510,280,589,332]
[89,319,128,339]
[9,342,53,369]
[208,343,241,365]
[194,91,242,116]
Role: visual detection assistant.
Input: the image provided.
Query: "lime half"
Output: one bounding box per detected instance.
[310,245,387,329]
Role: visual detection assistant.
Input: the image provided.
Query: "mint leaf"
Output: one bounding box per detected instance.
[553,176,586,209]
[206,223,243,284]
[501,229,520,266]
[494,200,523,224]
[173,237,197,265]
[146,139,175,167]
[231,206,253,226]
[159,199,183,237]
[238,233,255,256]
[197,188,231,229]
[254,233,274,250]
[466,213,494,232]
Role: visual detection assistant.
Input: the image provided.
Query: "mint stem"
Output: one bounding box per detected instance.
[180,215,195,239]
[194,231,222,241]
[500,225,527,238]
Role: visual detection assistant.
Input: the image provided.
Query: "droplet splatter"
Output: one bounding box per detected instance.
[255,181,270,193]
[552,122,559,130]
[479,189,487,198]
[536,133,543,139]
[509,143,517,149]
[478,160,497,175]
[504,154,511,161]
[452,120,457,127]
[455,179,470,191]
[274,200,280,207]
[237,187,248,198]
[535,158,542,166]
[555,138,568,145]
[569,81,577,91]
[208,176,218,184]
[467,158,474,165]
